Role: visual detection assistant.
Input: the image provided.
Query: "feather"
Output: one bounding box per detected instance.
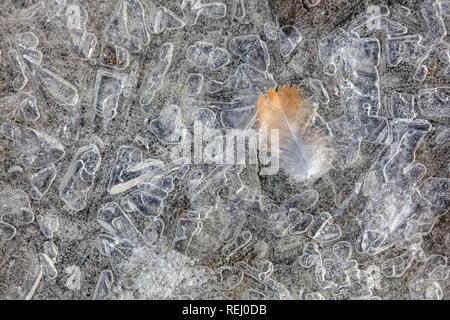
[256,86,333,181]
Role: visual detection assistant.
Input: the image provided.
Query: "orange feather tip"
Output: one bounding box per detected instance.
[254,85,333,182]
[255,85,313,132]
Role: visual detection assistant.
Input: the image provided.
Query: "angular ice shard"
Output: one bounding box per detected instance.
[59,144,101,211]
[229,35,270,71]
[288,210,313,235]
[220,210,247,243]
[7,165,23,174]
[96,234,130,275]
[147,7,185,34]
[243,289,267,299]
[264,22,278,40]
[222,230,252,257]
[398,6,411,16]
[419,1,446,48]
[120,190,163,217]
[214,265,244,291]
[220,106,255,130]
[299,290,325,300]
[140,43,173,106]
[181,0,227,26]
[390,92,415,119]
[2,122,65,169]
[349,5,390,33]
[300,242,375,298]
[10,0,43,16]
[194,142,223,168]
[172,218,202,253]
[209,47,230,71]
[322,242,372,296]
[104,0,149,52]
[92,70,124,120]
[137,158,190,199]
[108,146,164,195]
[143,218,165,245]
[379,18,408,36]
[92,270,114,300]
[46,0,97,59]
[36,214,59,238]
[308,212,342,243]
[309,79,329,104]
[389,119,431,149]
[279,25,302,57]
[235,261,292,299]
[185,95,257,112]
[381,244,425,278]
[284,190,319,212]
[193,178,218,207]
[298,242,322,268]
[319,29,381,114]
[186,41,214,68]
[182,73,204,96]
[305,0,320,6]
[43,241,58,262]
[386,35,424,66]
[417,177,449,208]
[8,50,28,90]
[122,62,139,98]
[27,62,79,106]
[0,221,16,241]
[434,128,450,144]
[112,46,130,70]
[323,29,380,69]
[65,265,82,291]
[409,254,448,300]
[6,253,57,300]
[262,203,288,237]
[383,134,428,182]
[0,91,39,122]
[97,202,144,247]
[207,98,255,123]
[232,0,245,19]
[29,164,57,200]
[16,32,42,64]
[416,87,449,118]
[350,118,437,256]
[208,63,276,94]
[351,5,407,37]
[272,191,318,236]
[14,32,79,106]
[439,50,450,66]
[0,189,33,240]
[205,80,224,93]
[150,105,186,144]
[412,65,428,82]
